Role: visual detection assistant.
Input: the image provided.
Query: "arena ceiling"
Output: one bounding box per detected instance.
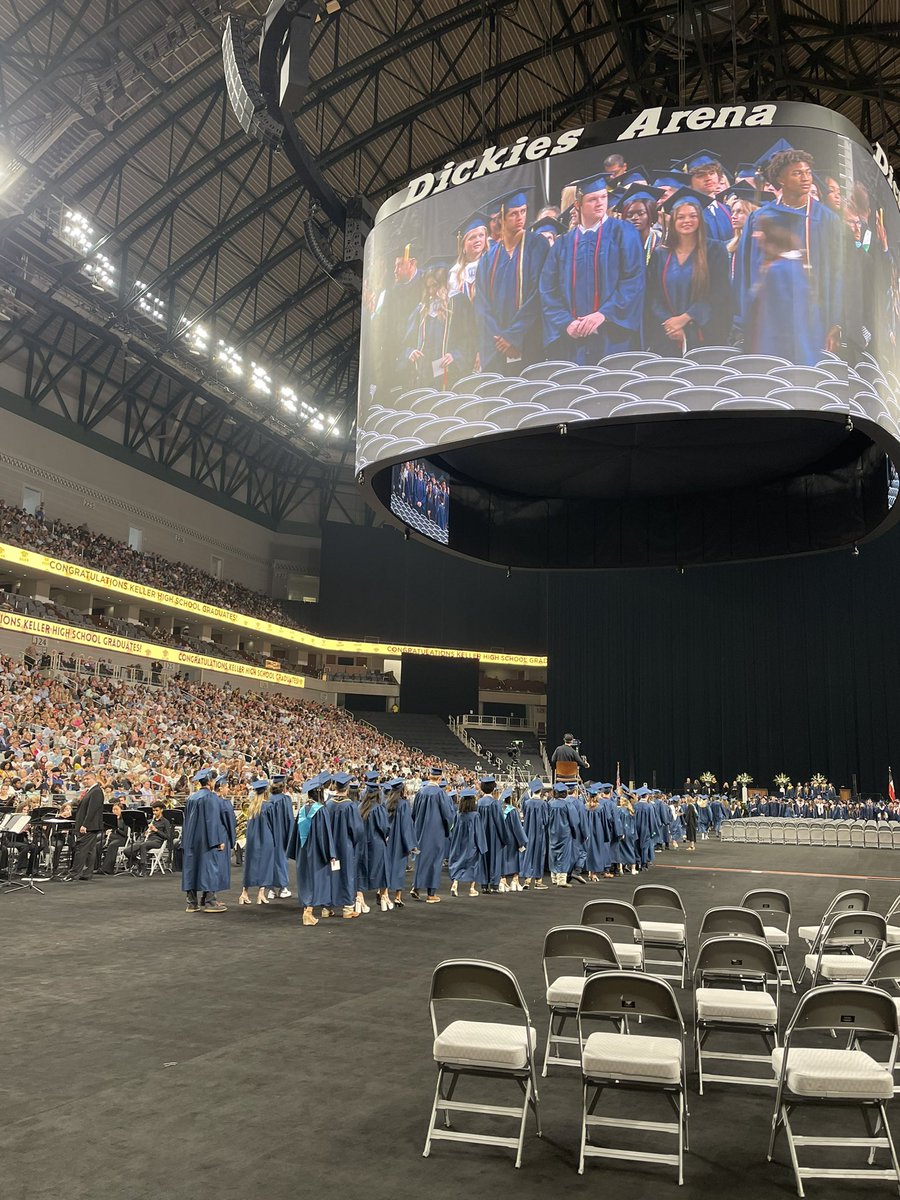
[0,0,899,526]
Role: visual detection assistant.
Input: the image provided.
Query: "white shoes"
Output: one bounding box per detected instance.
[279,887,292,898]
[266,889,275,900]
[380,894,389,911]
[498,879,510,893]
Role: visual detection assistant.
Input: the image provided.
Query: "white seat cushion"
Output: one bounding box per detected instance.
[798,924,822,942]
[804,953,872,980]
[696,987,778,1023]
[546,975,586,1007]
[772,1047,894,1099]
[887,925,900,945]
[433,1020,536,1069]
[763,924,790,947]
[583,1031,682,1084]
[640,919,686,944]
[612,942,643,967]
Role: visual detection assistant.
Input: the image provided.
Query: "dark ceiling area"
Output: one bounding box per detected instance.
[0,1,899,525]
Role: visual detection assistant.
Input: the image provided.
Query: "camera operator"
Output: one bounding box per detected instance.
[551,733,589,784]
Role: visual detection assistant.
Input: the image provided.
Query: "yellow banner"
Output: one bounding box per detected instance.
[0,609,305,689]
[0,541,547,667]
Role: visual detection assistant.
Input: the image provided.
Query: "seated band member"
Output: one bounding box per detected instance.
[541,171,644,364]
[100,802,128,874]
[124,802,171,875]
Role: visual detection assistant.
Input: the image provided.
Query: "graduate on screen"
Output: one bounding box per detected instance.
[474,186,551,371]
[645,188,731,353]
[674,149,735,241]
[403,257,476,388]
[744,213,817,365]
[540,171,645,365]
[735,146,847,355]
[448,211,489,301]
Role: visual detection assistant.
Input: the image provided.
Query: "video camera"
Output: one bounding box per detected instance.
[506,739,524,759]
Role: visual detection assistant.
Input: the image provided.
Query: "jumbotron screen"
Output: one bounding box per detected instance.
[390,459,449,544]
[357,101,900,569]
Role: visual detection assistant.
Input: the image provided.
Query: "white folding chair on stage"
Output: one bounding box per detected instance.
[809,822,826,846]
[886,896,900,946]
[864,821,880,849]
[577,971,689,1183]
[879,825,894,850]
[804,911,887,987]
[633,884,690,987]
[758,819,774,844]
[823,823,838,846]
[721,821,734,842]
[797,890,870,981]
[541,926,619,1076]
[771,822,787,845]
[742,888,795,992]
[731,820,746,843]
[694,935,780,1093]
[850,821,866,847]
[836,821,852,847]
[698,906,766,945]
[783,821,799,847]
[768,985,900,1197]
[423,959,542,1168]
[581,899,644,971]
[796,822,812,846]
[744,819,759,844]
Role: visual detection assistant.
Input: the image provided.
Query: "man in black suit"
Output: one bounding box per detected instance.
[65,770,104,881]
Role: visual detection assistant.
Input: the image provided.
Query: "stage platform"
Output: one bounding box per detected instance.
[4,843,900,1200]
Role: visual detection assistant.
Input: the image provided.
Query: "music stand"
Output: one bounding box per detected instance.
[0,813,42,894]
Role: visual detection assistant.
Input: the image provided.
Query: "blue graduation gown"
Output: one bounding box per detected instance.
[709,799,726,833]
[736,199,845,351]
[291,801,336,907]
[670,804,686,841]
[612,807,637,866]
[242,803,280,889]
[567,797,589,871]
[181,787,233,893]
[501,806,528,876]
[654,799,672,846]
[386,799,416,891]
[359,801,390,890]
[328,799,364,907]
[697,804,711,831]
[521,797,549,878]
[547,797,577,872]
[703,199,734,242]
[402,292,477,388]
[448,810,487,883]
[540,218,645,363]
[412,784,453,891]
[474,231,550,372]
[585,805,610,873]
[476,794,507,886]
[746,254,817,365]
[634,800,658,867]
[646,240,731,352]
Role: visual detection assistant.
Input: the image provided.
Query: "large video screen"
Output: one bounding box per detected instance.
[390,458,449,543]
[357,102,900,568]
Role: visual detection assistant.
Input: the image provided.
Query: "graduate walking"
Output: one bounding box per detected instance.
[448,788,487,897]
[411,767,453,902]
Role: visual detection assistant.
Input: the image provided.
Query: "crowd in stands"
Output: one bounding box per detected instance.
[0,499,302,629]
[0,653,463,810]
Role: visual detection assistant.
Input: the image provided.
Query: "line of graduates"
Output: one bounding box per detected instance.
[367,138,880,398]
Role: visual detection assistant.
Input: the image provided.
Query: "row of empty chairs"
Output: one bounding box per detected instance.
[724,817,900,849]
[424,885,900,1192]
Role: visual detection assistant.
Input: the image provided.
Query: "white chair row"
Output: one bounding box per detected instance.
[424,957,900,1194]
[726,818,900,849]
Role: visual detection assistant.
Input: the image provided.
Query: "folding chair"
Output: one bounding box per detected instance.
[577,971,689,1183]
[823,823,838,846]
[796,822,812,846]
[731,820,746,843]
[541,926,619,1075]
[581,899,644,971]
[850,821,866,847]
[864,822,880,849]
[721,822,734,842]
[886,895,900,946]
[147,843,170,876]
[758,819,774,844]
[879,825,894,850]
[836,821,852,847]
[783,821,799,847]
[768,985,900,1197]
[633,884,690,987]
[743,819,759,844]
[424,959,542,1168]
[797,890,870,981]
[694,935,780,1092]
[809,822,826,846]
[864,946,900,1093]
[742,888,795,993]
[698,906,766,944]
[804,912,887,987]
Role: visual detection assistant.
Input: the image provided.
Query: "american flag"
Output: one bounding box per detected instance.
[889,768,896,804]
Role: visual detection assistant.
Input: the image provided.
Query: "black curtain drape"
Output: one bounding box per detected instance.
[547,531,900,793]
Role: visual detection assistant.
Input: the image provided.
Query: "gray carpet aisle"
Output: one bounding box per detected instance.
[3,844,900,1200]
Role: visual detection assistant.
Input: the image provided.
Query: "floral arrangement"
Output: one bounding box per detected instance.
[735,772,753,785]
[811,772,827,787]
[699,771,717,788]
[774,772,791,787]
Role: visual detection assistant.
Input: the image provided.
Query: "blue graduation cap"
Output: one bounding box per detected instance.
[192,767,216,783]
[499,787,514,803]
[529,214,567,237]
[302,773,328,794]
[735,163,760,182]
[570,172,610,197]
[479,775,496,785]
[429,765,442,777]
[634,786,651,797]
[423,255,453,273]
[460,786,477,799]
[528,778,543,793]
[659,186,712,215]
[613,165,650,190]
[250,779,270,792]
[332,771,351,787]
[754,138,794,170]
[717,182,763,207]
[271,774,286,786]
[215,773,229,786]
[677,148,724,174]
[598,782,614,790]
[455,210,489,241]
[653,170,691,192]
[388,777,405,789]
[364,770,380,784]
[495,185,535,213]
[587,782,601,795]
[553,783,568,795]
[616,183,664,208]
